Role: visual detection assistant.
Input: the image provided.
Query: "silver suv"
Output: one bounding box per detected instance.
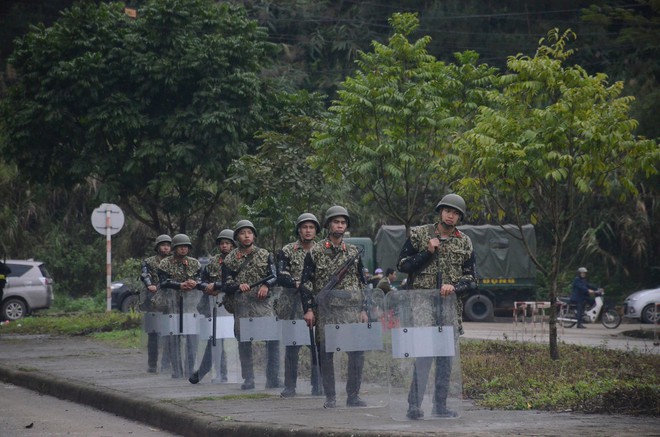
[2,259,54,321]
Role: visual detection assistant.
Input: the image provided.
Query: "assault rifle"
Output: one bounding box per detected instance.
[309,247,365,383]
[320,247,364,293]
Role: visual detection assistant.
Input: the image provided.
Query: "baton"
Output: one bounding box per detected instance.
[178,293,184,334]
[212,298,217,347]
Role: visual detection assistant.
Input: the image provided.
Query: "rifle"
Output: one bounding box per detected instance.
[320,247,364,293]
[308,247,364,386]
[248,274,276,290]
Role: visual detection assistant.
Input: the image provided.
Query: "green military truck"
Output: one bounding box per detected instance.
[347,224,537,322]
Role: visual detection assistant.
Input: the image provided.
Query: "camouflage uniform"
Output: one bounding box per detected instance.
[190,253,228,383]
[276,241,322,396]
[158,256,204,378]
[222,247,279,388]
[140,253,170,372]
[397,222,476,416]
[299,239,367,404]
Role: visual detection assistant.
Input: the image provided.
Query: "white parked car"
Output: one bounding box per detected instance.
[623,287,660,324]
[2,259,55,321]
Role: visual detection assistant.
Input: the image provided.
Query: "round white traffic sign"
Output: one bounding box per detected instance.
[91,203,125,235]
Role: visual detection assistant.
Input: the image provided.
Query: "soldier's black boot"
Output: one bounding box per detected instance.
[265,340,281,388]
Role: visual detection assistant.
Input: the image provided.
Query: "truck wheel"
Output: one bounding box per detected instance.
[464,295,494,322]
[121,294,139,313]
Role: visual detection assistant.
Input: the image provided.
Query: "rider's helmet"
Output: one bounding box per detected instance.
[296,213,321,234]
[233,220,257,241]
[154,234,172,251]
[171,233,192,249]
[216,229,236,247]
[324,205,350,229]
[434,193,466,218]
[577,267,588,273]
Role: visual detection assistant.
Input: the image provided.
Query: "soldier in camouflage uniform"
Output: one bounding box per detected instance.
[189,229,235,384]
[299,206,369,409]
[221,220,279,390]
[140,234,172,373]
[277,213,322,398]
[397,194,476,419]
[158,233,206,379]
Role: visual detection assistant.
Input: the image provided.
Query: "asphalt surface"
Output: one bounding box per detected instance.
[0,320,658,437]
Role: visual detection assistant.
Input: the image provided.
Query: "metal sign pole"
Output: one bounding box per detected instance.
[91,203,124,312]
[106,208,112,312]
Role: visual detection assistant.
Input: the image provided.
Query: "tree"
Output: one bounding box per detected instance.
[229,90,333,250]
[457,29,658,359]
[0,0,274,244]
[310,12,497,230]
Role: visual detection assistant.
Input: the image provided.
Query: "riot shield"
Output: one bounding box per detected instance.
[316,288,388,409]
[193,293,239,384]
[275,287,321,397]
[385,289,463,421]
[139,281,171,373]
[234,287,283,391]
[154,288,201,379]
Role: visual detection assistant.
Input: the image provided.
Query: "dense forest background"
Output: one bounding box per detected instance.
[0,0,657,303]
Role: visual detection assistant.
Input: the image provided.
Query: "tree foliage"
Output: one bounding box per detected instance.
[310,13,498,230]
[0,0,274,240]
[457,29,659,359]
[229,90,333,250]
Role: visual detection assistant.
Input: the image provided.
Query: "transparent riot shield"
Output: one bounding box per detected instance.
[234,287,283,391]
[385,289,463,421]
[194,293,239,384]
[316,288,387,409]
[140,282,178,376]
[275,287,321,397]
[154,289,201,379]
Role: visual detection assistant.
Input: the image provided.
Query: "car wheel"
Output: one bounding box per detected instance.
[463,294,494,322]
[121,294,139,313]
[641,303,659,324]
[2,298,28,321]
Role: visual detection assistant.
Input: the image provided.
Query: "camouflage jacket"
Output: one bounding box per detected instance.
[276,240,314,289]
[299,238,366,315]
[203,253,225,290]
[398,223,476,291]
[397,223,476,333]
[221,247,277,318]
[157,255,204,313]
[140,254,168,288]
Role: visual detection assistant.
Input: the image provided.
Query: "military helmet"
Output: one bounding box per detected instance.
[154,234,172,251]
[216,229,236,246]
[296,213,321,234]
[171,233,192,249]
[434,193,466,217]
[324,205,350,229]
[577,267,588,273]
[233,219,257,241]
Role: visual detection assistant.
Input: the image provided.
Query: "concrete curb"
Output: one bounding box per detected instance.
[0,365,404,437]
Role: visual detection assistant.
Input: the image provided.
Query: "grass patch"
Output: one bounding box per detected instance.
[461,339,660,416]
[0,311,141,335]
[91,328,142,349]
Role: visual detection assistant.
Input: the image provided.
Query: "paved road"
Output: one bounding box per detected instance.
[1,382,176,436]
[0,320,657,436]
[463,319,660,353]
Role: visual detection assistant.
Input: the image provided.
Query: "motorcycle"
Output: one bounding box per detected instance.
[557,288,622,329]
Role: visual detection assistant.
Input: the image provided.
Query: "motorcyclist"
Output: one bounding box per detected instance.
[570,267,599,329]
